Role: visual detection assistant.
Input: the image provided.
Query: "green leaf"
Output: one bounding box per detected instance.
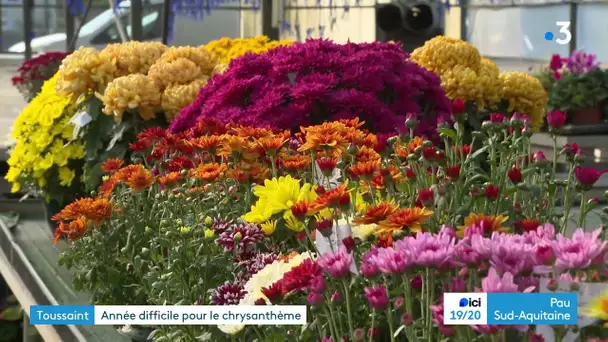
[1,307,23,321]
[437,127,457,140]
[468,145,489,161]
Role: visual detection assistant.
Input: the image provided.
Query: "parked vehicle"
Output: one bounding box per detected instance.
[7,0,243,53]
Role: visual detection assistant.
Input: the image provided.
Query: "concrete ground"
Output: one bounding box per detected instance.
[0,56,25,157]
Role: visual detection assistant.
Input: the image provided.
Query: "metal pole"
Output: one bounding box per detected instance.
[161,0,171,44]
[130,0,143,40]
[65,0,76,51]
[23,0,33,59]
[460,0,468,41]
[262,0,279,40]
[568,2,577,54]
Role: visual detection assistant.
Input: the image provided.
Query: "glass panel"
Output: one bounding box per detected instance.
[576,3,608,62]
[467,5,569,59]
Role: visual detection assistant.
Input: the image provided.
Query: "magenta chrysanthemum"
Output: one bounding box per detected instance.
[169,39,451,140]
[216,223,265,254]
[210,281,246,305]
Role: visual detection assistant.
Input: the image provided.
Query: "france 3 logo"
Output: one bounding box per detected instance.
[544,21,571,45]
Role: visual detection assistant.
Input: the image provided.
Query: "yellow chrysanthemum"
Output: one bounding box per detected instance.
[241,175,316,224]
[98,41,167,76]
[204,36,293,64]
[161,78,208,120]
[6,73,84,195]
[411,36,482,74]
[499,71,548,130]
[583,289,608,321]
[56,47,116,98]
[98,74,162,121]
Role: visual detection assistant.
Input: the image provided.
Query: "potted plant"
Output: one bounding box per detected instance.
[548,68,608,125]
[11,52,69,102]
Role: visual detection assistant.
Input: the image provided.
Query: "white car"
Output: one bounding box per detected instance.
[8,0,164,53]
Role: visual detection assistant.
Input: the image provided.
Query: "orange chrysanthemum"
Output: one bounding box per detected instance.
[53,215,89,245]
[257,136,289,155]
[278,250,300,262]
[309,184,351,213]
[125,166,155,192]
[338,117,365,129]
[115,165,144,182]
[281,154,311,171]
[356,133,378,149]
[230,125,276,140]
[52,198,95,222]
[159,171,184,186]
[192,163,227,183]
[353,200,398,225]
[101,158,124,173]
[350,160,380,179]
[99,176,119,198]
[187,135,222,152]
[298,122,353,157]
[377,207,433,236]
[218,135,260,161]
[355,146,381,163]
[457,213,509,237]
[395,136,425,158]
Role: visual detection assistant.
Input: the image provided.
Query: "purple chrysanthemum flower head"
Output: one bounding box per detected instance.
[317,246,353,278]
[210,281,246,305]
[399,231,458,268]
[169,39,450,142]
[366,246,411,275]
[553,228,606,272]
[216,222,265,254]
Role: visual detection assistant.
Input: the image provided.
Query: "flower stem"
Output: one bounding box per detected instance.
[368,310,375,342]
[385,307,396,342]
[561,163,575,234]
[578,191,586,228]
[552,135,558,179]
[342,280,356,341]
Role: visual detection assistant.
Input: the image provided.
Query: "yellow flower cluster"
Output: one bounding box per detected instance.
[55,47,117,98]
[160,79,207,120]
[56,37,289,122]
[411,36,548,126]
[147,46,217,120]
[6,73,85,193]
[499,71,548,129]
[204,35,293,64]
[411,36,501,109]
[98,74,162,121]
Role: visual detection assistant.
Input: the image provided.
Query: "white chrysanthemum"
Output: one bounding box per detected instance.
[216,252,314,335]
[351,223,377,240]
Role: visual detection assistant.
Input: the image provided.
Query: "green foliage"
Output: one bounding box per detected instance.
[75,95,168,192]
[548,69,608,112]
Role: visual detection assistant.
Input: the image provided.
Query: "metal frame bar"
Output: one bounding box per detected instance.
[0,215,87,342]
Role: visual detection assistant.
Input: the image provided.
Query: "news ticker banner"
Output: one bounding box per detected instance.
[443,292,578,325]
[31,292,577,326]
[30,305,307,325]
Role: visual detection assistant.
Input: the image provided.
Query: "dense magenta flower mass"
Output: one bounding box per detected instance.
[169,39,451,139]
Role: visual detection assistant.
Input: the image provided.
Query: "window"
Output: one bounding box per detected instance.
[466,5,569,60]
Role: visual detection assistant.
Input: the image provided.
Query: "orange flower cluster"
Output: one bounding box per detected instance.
[52,197,112,244]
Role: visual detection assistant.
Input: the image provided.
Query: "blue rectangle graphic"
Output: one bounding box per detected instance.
[487,292,577,325]
[30,305,95,325]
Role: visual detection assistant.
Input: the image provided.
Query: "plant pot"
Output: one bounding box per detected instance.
[570,107,603,125]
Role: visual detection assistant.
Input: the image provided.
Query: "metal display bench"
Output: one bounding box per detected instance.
[0,200,129,342]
